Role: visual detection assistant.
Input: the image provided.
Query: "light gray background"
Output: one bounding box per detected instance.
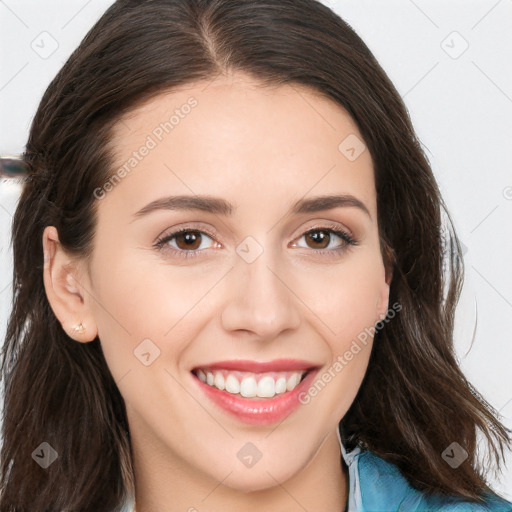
[1,0,511,498]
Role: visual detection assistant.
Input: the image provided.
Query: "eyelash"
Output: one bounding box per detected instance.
[154,223,358,260]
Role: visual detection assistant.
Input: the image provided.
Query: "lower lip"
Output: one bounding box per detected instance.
[192,369,318,425]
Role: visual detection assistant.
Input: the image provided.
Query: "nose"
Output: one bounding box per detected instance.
[220,247,301,341]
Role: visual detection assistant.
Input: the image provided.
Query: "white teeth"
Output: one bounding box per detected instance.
[197,369,306,398]
[225,374,240,394]
[286,373,301,391]
[275,376,287,394]
[214,372,225,391]
[257,376,275,397]
[240,377,257,398]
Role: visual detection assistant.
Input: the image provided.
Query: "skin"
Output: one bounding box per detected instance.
[42,71,391,512]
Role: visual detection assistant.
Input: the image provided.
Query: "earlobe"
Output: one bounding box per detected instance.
[42,226,98,343]
[376,269,392,322]
[376,283,390,321]
[376,252,394,321]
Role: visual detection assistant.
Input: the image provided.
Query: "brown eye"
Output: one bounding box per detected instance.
[304,230,331,250]
[154,228,217,260]
[173,231,203,251]
[297,228,356,253]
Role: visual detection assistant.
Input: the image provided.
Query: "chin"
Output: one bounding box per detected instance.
[206,453,305,494]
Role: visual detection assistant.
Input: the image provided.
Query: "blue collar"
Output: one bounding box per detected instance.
[336,428,512,511]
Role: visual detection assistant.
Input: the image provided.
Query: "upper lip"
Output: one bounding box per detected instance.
[192,359,320,373]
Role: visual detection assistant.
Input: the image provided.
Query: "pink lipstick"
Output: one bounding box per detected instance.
[191,359,320,425]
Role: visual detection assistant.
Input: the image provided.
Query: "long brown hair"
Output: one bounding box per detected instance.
[1,0,510,510]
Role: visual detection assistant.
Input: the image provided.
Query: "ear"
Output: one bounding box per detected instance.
[375,259,393,323]
[42,226,98,343]
[375,240,395,322]
[376,280,391,322]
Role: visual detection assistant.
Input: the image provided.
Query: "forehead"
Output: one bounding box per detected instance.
[111,73,363,152]
[103,73,375,220]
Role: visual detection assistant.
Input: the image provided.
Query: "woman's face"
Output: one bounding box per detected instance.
[52,73,390,491]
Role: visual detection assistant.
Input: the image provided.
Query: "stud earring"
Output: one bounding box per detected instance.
[73,322,86,335]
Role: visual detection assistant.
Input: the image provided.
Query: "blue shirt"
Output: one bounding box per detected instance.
[121,432,512,511]
[339,430,512,511]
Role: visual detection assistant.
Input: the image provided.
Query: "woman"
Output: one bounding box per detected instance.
[1,0,510,511]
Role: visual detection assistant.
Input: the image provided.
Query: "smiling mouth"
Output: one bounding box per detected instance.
[191,368,311,400]
[191,363,320,425]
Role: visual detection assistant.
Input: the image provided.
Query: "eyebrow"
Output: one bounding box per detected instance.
[131,193,371,220]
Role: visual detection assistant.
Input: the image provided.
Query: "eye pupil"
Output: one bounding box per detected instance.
[176,231,201,250]
[306,230,329,249]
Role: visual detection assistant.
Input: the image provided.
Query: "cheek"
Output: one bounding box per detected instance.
[88,246,219,380]
[294,261,381,422]
[292,251,384,342]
